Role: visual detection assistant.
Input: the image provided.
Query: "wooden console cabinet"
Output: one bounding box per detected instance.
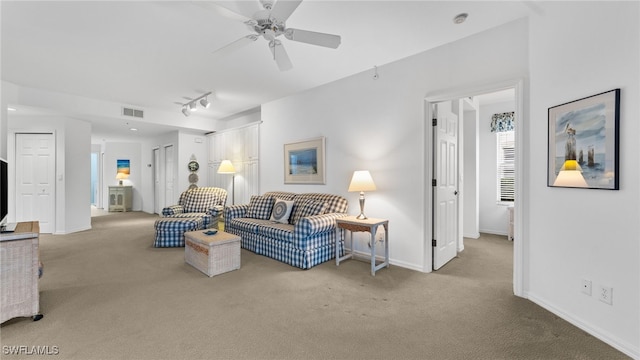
[1,221,43,323]
[109,186,133,212]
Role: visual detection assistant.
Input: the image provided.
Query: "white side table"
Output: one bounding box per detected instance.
[108,186,132,212]
[335,216,389,276]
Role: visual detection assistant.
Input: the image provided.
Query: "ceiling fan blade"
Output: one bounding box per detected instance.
[194,1,252,22]
[269,40,293,71]
[212,35,258,58]
[270,0,303,22]
[284,28,341,49]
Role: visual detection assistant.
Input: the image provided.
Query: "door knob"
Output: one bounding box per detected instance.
[454,191,458,195]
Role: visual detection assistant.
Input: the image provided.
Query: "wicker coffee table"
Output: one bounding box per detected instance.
[184,230,241,277]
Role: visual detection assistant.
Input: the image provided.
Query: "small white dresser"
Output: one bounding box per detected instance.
[108,186,133,212]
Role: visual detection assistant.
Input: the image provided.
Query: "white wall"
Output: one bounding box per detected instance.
[262,4,639,355]
[64,119,91,233]
[7,115,91,234]
[478,101,515,235]
[462,106,479,239]
[261,18,529,271]
[177,131,208,192]
[103,142,142,211]
[527,2,639,356]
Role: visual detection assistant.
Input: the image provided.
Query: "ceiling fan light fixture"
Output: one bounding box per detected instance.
[189,101,197,112]
[182,106,191,117]
[200,97,211,109]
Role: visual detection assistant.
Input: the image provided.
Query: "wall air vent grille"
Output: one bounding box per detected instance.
[122,107,144,118]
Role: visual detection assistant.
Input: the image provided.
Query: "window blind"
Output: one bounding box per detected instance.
[497,131,515,202]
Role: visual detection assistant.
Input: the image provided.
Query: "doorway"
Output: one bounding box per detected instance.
[90,148,102,208]
[163,144,175,208]
[152,147,160,214]
[425,79,524,296]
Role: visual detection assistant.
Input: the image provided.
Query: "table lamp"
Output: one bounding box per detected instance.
[116,172,129,186]
[553,160,588,187]
[348,170,376,220]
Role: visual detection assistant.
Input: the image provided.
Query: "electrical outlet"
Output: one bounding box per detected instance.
[581,279,592,296]
[598,285,613,305]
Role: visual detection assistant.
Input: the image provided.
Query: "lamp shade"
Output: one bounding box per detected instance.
[116,172,129,180]
[217,160,236,174]
[348,170,376,192]
[553,160,588,187]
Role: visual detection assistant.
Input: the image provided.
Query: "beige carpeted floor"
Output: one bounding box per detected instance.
[0,212,629,360]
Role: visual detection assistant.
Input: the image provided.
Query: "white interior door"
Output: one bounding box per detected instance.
[433,101,459,270]
[15,133,55,233]
[164,145,174,207]
[152,148,160,214]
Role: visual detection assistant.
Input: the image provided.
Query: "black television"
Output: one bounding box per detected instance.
[1,157,14,232]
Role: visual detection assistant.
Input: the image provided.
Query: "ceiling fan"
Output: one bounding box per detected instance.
[207,0,341,71]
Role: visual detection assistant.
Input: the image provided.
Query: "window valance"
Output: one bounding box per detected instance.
[490,112,515,133]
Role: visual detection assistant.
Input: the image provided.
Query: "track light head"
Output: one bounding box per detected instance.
[177,91,212,116]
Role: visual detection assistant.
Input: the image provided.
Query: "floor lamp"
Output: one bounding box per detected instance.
[217,160,236,205]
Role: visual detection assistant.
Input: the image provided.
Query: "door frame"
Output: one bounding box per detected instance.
[424,78,525,297]
[152,147,160,214]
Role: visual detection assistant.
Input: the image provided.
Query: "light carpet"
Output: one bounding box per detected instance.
[0,211,628,360]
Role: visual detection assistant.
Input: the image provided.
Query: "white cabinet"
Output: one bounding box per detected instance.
[109,186,133,212]
[207,123,260,205]
[1,221,42,323]
[233,160,259,205]
[209,132,227,163]
[244,124,259,161]
[208,160,259,206]
[208,123,260,163]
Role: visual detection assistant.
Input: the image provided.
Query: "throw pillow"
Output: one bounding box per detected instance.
[269,199,294,224]
[289,199,327,225]
[245,195,275,220]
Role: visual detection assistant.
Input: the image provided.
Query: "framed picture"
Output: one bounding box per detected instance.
[117,159,130,175]
[548,89,620,189]
[284,137,325,184]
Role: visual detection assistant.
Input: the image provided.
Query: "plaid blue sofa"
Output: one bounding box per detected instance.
[224,192,348,269]
[162,187,227,229]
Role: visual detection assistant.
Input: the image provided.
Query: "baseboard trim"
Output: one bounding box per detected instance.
[54,224,91,235]
[527,293,639,359]
[478,229,508,236]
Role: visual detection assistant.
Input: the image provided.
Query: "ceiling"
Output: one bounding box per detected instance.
[1,1,533,139]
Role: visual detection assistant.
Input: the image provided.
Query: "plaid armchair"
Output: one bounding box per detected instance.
[162,187,227,229]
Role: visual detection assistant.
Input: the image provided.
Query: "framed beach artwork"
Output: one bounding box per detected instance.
[547,89,620,189]
[284,137,325,184]
[117,159,130,176]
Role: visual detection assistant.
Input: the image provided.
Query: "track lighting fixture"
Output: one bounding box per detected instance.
[179,91,212,117]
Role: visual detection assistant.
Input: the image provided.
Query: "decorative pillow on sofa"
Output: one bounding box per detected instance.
[289,199,327,225]
[246,195,275,220]
[184,192,220,213]
[270,199,294,224]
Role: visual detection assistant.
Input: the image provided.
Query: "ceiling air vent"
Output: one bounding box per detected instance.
[122,107,144,119]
